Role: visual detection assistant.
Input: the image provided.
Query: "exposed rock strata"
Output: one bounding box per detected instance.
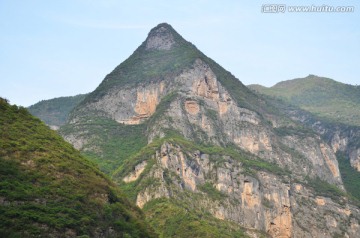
[121,142,360,238]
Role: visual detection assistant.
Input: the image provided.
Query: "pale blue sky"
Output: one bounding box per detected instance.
[1,0,359,106]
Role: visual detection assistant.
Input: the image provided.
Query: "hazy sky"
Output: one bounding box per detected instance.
[1,0,359,107]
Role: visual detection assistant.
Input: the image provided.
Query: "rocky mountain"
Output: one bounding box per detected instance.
[249,75,360,127]
[0,98,156,237]
[46,23,359,237]
[249,78,360,205]
[28,94,88,129]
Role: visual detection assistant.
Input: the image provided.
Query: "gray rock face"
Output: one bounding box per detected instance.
[285,106,360,172]
[144,59,342,187]
[121,142,360,238]
[145,26,175,50]
[350,149,360,171]
[69,83,167,125]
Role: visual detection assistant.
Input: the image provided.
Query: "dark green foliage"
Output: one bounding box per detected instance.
[337,152,360,203]
[306,177,346,203]
[274,125,315,138]
[60,117,148,174]
[112,139,161,181]
[0,99,156,237]
[262,197,274,209]
[249,75,360,126]
[143,198,250,238]
[204,108,218,121]
[28,94,87,126]
[198,182,227,201]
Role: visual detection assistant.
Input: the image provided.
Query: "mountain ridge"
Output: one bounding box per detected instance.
[28,93,88,129]
[248,75,360,126]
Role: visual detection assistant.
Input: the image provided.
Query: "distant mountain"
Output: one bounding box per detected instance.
[249,75,360,126]
[28,94,88,129]
[0,98,155,237]
[56,23,360,237]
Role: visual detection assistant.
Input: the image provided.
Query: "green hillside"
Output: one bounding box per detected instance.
[249,75,360,126]
[0,98,155,237]
[28,94,87,128]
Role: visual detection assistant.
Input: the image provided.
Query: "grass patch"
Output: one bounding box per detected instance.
[198,182,227,201]
[306,177,346,203]
[337,152,360,204]
[143,198,250,238]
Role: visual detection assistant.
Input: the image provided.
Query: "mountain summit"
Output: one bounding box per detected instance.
[70,23,256,125]
[145,23,178,50]
[58,24,360,237]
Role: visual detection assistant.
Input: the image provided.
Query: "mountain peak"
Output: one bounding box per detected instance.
[145,23,177,50]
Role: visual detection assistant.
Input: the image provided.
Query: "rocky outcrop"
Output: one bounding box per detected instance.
[291,184,360,238]
[285,107,360,172]
[350,149,360,172]
[146,25,175,51]
[123,161,147,183]
[143,59,344,188]
[121,142,360,237]
[184,100,200,115]
[69,82,166,125]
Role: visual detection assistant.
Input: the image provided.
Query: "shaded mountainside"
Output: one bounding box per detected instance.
[249,76,360,203]
[249,75,360,126]
[258,95,360,203]
[54,23,359,237]
[0,98,155,238]
[28,94,88,129]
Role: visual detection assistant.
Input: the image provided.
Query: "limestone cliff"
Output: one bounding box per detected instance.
[115,142,360,238]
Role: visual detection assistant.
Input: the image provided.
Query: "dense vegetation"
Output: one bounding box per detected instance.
[249,75,360,126]
[0,98,155,237]
[305,177,347,203]
[337,152,360,203]
[28,94,87,127]
[60,117,148,174]
[143,198,251,238]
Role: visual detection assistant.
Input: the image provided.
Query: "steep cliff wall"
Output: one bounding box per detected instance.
[116,141,360,238]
